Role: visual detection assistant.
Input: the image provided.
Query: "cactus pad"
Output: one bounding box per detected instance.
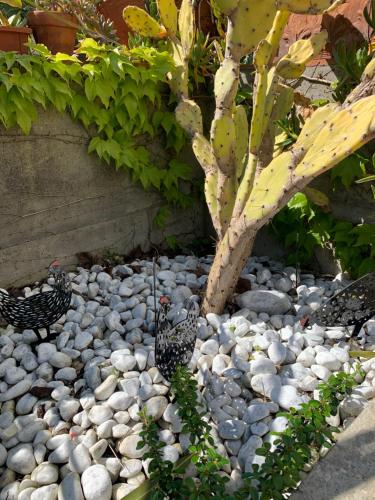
[175,99,203,136]
[157,0,178,35]
[294,103,338,151]
[254,40,273,70]
[245,151,294,222]
[214,59,240,109]
[233,105,248,179]
[192,133,216,172]
[214,0,239,15]
[211,116,236,173]
[276,31,328,79]
[123,7,167,38]
[179,0,195,56]
[295,96,375,178]
[228,0,277,59]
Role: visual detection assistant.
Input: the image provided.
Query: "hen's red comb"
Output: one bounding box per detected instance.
[159,296,170,305]
[50,260,61,268]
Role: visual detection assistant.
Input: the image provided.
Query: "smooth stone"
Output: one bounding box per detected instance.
[16,394,38,415]
[94,375,118,401]
[88,406,113,426]
[55,368,76,382]
[119,434,148,459]
[30,484,58,500]
[110,351,136,372]
[74,332,93,350]
[58,472,84,500]
[0,443,7,467]
[218,420,246,440]
[272,385,304,410]
[49,352,72,369]
[6,444,36,474]
[120,459,142,479]
[69,444,91,474]
[250,374,282,398]
[236,290,291,315]
[48,441,75,464]
[243,403,270,424]
[5,366,26,385]
[0,379,32,402]
[267,342,287,365]
[31,463,58,485]
[89,440,108,460]
[340,395,367,419]
[81,465,112,500]
[315,352,342,371]
[200,338,219,356]
[250,358,276,376]
[143,396,168,421]
[311,364,331,381]
[238,436,263,469]
[58,399,80,422]
[250,422,269,436]
[134,349,148,371]
[107,392,133,411]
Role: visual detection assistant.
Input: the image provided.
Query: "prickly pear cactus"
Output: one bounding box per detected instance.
[123,0,375,315]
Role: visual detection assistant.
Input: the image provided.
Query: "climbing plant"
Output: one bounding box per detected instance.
[0,39,194,207]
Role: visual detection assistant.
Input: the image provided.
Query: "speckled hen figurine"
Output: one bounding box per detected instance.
[0,260,72,343]
[301,272,375,339]
[155,296,199,381]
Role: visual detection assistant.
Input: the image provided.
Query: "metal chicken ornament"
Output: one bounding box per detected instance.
[0,260,72,343]
[153,258,199,380]
[301,272,375,338]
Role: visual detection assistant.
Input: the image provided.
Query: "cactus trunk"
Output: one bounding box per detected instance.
[202,227,256,314]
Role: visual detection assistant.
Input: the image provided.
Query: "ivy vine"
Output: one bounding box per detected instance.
[0,39,194,208]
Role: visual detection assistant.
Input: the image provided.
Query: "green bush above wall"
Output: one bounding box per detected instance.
[0,39,194,208]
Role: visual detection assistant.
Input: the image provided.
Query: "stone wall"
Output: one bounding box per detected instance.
[0,109,209,287]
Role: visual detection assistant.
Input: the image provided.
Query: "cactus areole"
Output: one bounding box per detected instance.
[124,0,375,314]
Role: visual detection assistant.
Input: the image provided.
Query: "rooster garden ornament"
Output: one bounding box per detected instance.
[0,260,72,343]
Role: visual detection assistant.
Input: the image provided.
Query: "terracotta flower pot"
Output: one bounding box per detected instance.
[0,27,32,54]
[98,0,145,45]
[27,11,78,55]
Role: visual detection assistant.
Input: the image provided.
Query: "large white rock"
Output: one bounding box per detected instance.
[30,484,58,500]
[315,352,342,371]
[31,462,58,485]
[6,443,36,474]
[69,444,91,474]
[58,472,84,500]
[250,373,282,398]
[235,290,291,315]
[81,465,112,500]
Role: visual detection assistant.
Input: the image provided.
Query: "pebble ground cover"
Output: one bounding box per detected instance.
[0,255,374,500]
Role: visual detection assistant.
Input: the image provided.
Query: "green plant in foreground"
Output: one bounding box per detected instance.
[131,369,362,500]
[138,407,184,499]
[124,0,375,315]
[238,370,362,500]
[171,366,230,498]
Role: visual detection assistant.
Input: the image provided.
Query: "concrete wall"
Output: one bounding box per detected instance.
[0,109,209,287]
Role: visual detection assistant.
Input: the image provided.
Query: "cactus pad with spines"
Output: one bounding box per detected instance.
[213,0,239,15]
[214,59,240,109]
[276,31,328,79]
[179,0,195,57]
[254,39,273,70]
[192,134,217,172]
[233,105,248,179]
[295,96,375,178]
[157,0,178,35]
[211,116,236,174]
[244,151,294,222]
[294,103,338,151]
[175,99,203,136]
[228,0,277,59]
[123,6,167,38]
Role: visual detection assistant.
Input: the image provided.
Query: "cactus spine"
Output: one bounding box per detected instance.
[123,0,375,314]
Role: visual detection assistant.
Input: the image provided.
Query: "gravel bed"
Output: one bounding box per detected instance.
[0,255,374,499]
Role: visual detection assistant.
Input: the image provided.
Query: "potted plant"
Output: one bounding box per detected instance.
[26,0,79,54]
[0,0,32,53]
